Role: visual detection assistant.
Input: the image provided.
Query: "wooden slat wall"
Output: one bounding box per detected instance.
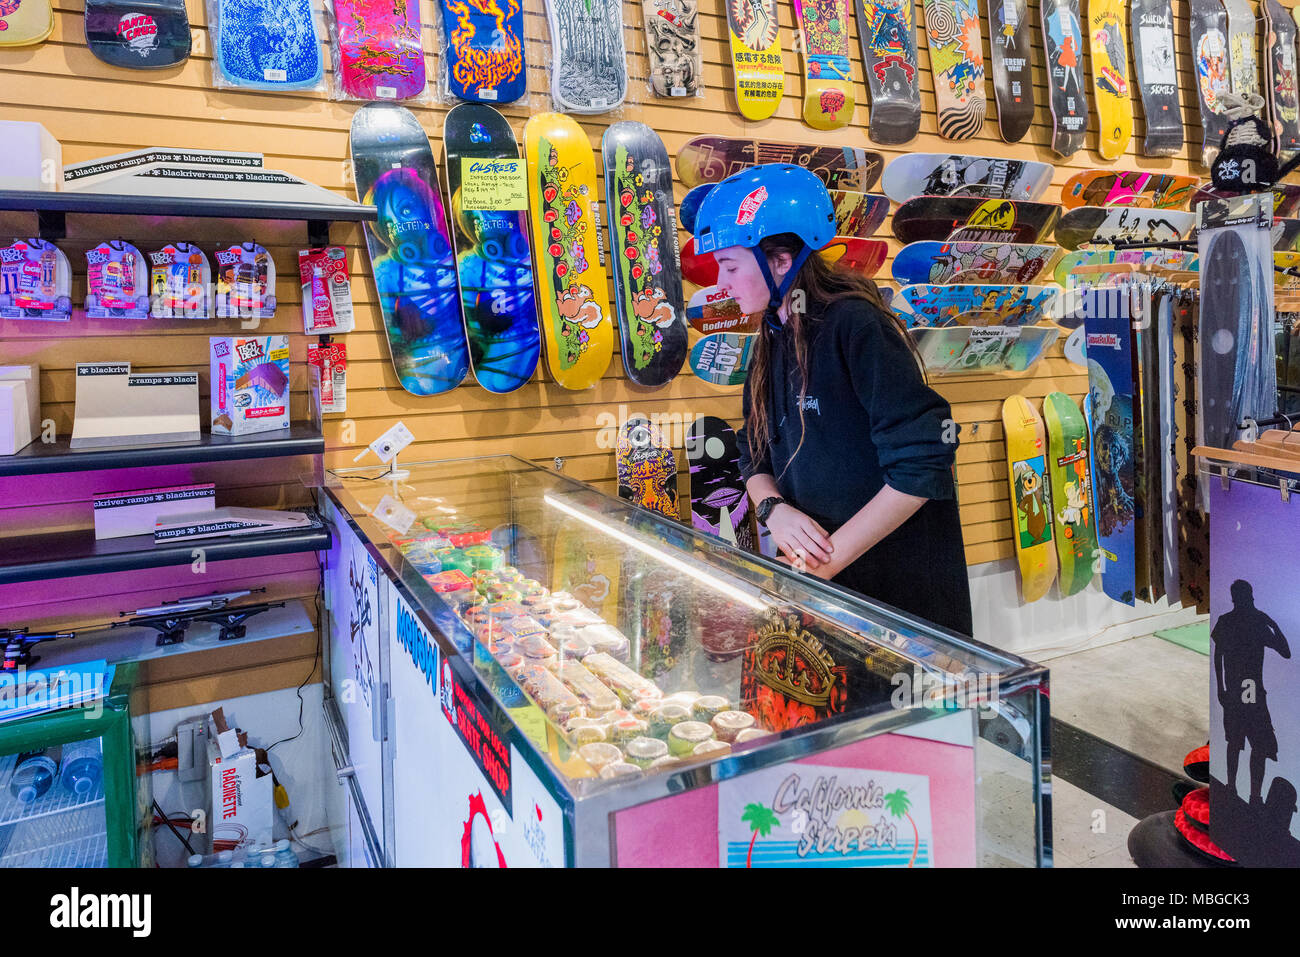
[0,0,1253,592]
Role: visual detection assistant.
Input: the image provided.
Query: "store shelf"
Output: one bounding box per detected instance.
[0,509,331,585]
[0,780,105,828]
[0,831,107,868]
[0,424,325,478]
[0,187,377,224]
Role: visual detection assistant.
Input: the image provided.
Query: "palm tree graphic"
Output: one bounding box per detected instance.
[883,788,919,867]
[741,802,780,868]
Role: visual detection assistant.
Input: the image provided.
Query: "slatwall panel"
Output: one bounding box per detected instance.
[0,0,1249,598]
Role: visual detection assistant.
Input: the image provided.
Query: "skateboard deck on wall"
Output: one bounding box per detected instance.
[1129,0,1183,156]
[443,103,541,394]
[617,416,679,518]
[1002,395,1059,603]
[914,324,1058,373]
[1052,247,1198,285]
[642,0,702,97]
[1041,0,1089,157]
[1263,0,1300,157]
[214,0,322,90]
[544,0,627,112]
[437,0,526,103]
[892,240,1061,284]
[1086,0,1133,160]
[0,0,51,46]
[687,286,763,334]
[524,112,615,391]
[892,197,1062,245]
[1190,0,1233,165]
[725,0,784,120]
[685,416,755,548]
[855,0,922,144]
[1275,218,1300,250]
[881,154,1052,203]
[1223,0,1261,104]
[1061,171,1198,210]
[987,0,1035,143]
[351,103,470,396]
[674,136,884,192]
[690,333,755,385]
[330,0,426,101]
[1055,206,1196,249]
[602,121,689,387]
[85,0,191,68]
[1043,391,1098,597]
[682,236,886,288]
[921,0,987,140]
[793,0,855,129]
[897,283,1059,327]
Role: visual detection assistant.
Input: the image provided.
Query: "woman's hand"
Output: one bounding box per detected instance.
[766,503,834,569]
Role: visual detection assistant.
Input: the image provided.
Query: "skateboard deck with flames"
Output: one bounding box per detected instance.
[856,0,922,144]
[793,0,855,129]
[438,0,526,103]
[1003,395,1059,603]
[726,0,784,120]
[1044,391,1098,596]
[1087,0,1133,160]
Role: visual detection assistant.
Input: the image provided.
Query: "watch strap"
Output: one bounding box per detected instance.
[756,496,785,525]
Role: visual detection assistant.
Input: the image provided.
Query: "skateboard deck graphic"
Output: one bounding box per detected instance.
[892,240,1061,284]
[1052,247,1197,285]
[331,0,426,100]
[1130,0,1183,156]
[912,325,1059,373]
[351,103,470,396]
[642,0,702,97]
[921,0,987,139]
[0,0,51,46]
[687,286,764,334]
[443,103,541,394]
[1223,0,1260,103]
[215,0,322,90]
[685,416,755,547]
[552,520,620,620]
[544,0,627,112]
[602,121,689,387]
[683,235,886,288]
[438,0,526,103]
[1055,206,1196,249]
[892,197,1062,244]
[1087,0,1133,160]
[1043,391,1098,596]
[1274,218,1300,250]
[85,0,190,68]
[1263,0,1300,157]
[882,154,1052,203]
[855,0,922,144]
[1041,0,1089,157]
[674,136,884,192]
[1003,395,1059,602]
[726,0,784,120]
[617,416,679,518]
[1190,0,1232,164]
[523,112,615,390]
[897,283,1060,327]
[793,0,855,129]
[1061,170,1198,209]
[987,0,1035,143]
[689,332,755,384]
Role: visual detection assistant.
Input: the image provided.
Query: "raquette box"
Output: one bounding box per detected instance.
[210,335,291,436]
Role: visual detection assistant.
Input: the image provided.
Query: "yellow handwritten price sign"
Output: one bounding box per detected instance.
[460,157,528,211]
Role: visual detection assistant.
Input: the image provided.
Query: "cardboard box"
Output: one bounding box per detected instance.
[210,336,291,436]
[0,365,40,455]
[69,362,200,449]
[207,708,274,854]
[0,122,61,192]
[93,484,215,540]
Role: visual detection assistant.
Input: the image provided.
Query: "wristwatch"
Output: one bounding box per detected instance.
[755,496,786,525]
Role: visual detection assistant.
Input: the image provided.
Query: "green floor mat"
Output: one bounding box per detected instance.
[1154,622,1211,656]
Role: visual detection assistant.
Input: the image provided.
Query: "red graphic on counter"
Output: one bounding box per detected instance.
[460,791,507,868]
[442,661,513,811]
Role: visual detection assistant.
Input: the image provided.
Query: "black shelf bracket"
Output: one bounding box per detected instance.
[37,208,65,241]
[307,219,331,248]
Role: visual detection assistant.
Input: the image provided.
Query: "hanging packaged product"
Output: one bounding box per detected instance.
[210,335,291,436]
[307,339,347,414]
[297,247,354,334]
[213,243,277,321]
[85,241,149,319]
[0,239,72,321]
[148,242,211,318]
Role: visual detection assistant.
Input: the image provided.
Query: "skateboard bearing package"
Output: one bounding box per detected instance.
[210,335,291,436]
[298,247,355,334]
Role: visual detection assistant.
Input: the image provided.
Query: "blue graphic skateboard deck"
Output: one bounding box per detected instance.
[892,240,1061,284]
[897,283,1060,327]
[215,0,322,90]
[438,0,527,103]
[689,333,755,385]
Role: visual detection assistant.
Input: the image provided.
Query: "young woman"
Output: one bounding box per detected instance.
[693,164,973,636]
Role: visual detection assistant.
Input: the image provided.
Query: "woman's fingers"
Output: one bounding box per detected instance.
[795,527,832,563]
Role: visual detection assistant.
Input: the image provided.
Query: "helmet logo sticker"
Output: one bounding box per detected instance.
[736,186,769,226]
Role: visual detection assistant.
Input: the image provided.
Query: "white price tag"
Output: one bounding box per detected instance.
[376,86,398,99]
[479,88,498,100]
[264,68,287,83]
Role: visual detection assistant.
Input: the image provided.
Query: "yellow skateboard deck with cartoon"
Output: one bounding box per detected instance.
[793,0,855,129]
[1087,0,1133,159]
[524,112,614,391]
[1003,394,1060,602]
[726,0,784,120]
[0,0,52,46]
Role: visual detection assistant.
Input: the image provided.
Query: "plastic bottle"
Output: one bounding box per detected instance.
[187,854,204,868]
[273,838,299,868]
[214,850,234,869]
[9,746,61,803]
[58,738,102,796]
[259,847,277,869]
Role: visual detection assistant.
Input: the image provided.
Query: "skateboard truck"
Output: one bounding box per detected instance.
[0,629,75,670]
[113,589,283,646]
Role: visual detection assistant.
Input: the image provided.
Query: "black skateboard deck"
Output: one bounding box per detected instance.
[1263,0,1300,158]
[1054,206,1196,249]
[1130,0,1183,156]
[602,121,689,387]
[685,416,755,549]
[987,0,1035,143]
[617,415,679,518]
[85,0,191,69]
[1190,0,1232,165]
[1040,0,1088,157]
[855,0,922,145]
[892,197,1062,244]
[442,103,541,395]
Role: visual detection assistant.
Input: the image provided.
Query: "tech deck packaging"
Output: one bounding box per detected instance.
[297,246,355,334]
[210,335,291,435]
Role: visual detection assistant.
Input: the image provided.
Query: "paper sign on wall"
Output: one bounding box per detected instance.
[460,157,528,211]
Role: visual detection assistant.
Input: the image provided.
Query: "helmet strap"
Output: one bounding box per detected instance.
[753,244,813,329]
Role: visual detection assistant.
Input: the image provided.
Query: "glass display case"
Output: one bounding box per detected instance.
[317,455,1050,867]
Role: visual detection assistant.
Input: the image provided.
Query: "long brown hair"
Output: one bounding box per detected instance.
[746,233,924,478]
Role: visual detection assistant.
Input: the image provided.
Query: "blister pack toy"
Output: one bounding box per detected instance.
[298,246,354,333]
[0,239,72,321]
[85,240,150,319]
[148,242,211,318]
[213,242,277,320]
